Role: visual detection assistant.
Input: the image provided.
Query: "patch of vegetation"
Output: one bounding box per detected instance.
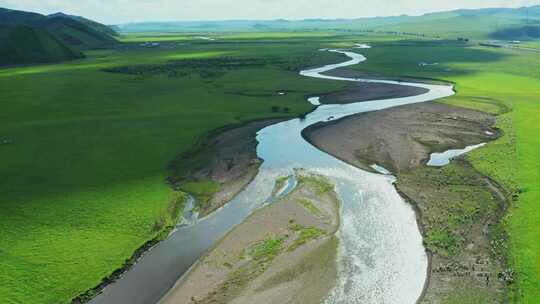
[425,228,461,256]
[297,198,322,217]
[274,176,289,192]
[288,222,326,252]
[103,57,286,78]
[442,282,492,304]
[399,162,499,257]
[297,174,334,195]
[250,236,285,261]
[193,236,284,304]
[257,236,338,294]
[179,180,220,213]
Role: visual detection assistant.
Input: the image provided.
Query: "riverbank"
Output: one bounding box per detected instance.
[303,102,511,302]
[160,173,341,304]
[168,119,284,217]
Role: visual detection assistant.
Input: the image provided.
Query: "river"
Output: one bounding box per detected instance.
[90,48,455,304]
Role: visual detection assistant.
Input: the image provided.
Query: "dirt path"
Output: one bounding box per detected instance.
[303,102,510,303]
[160,172,341,304]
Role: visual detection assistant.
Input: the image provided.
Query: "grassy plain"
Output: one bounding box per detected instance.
[0,34,352,303]
[346,38,540,303]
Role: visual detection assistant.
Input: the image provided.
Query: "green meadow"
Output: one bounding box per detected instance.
[2,28,540,304]
[346,38,540,303]
[0,34,352,303]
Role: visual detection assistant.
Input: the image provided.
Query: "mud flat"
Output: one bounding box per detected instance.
[169,119,283,216]
[303,102,511,302]
[160,173,340,304]
[303,102,498,173]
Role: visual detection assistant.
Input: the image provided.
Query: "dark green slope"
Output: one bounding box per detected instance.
[0,7,117,49]
[40,15,117,48]
[490,25,540,40]
[0,25,84,66]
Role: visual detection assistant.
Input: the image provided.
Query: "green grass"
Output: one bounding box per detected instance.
[0,33,352,304]
[400,162,499,258]
[297,198,322,216]
[352,38,540,303]
[443,284,491,304]
[297,175,335,195]
[180,180,220,211]
[288,223,326,252]
[249,236,285,261]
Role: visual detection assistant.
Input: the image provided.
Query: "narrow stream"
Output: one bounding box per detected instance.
[90,48,455,304]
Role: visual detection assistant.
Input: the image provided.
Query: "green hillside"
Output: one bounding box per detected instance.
[0,7,117,49]
[40,16,117,49]
[0,25,83,66]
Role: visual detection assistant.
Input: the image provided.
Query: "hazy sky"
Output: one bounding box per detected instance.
[1,0,539,24]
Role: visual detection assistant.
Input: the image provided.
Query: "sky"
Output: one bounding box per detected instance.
[1,0,540,24]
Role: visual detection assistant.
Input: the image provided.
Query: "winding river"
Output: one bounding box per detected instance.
[90,48,455,304]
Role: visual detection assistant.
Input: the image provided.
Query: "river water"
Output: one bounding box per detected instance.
[90,48,455,304]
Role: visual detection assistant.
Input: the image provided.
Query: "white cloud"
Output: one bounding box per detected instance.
[1,0,539,24]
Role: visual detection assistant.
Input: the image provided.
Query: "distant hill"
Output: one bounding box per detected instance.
[0,25,84,66]
[48,12,119,37]
[375,6,540,39]
[0,7,117,49]
[115,5,540,40]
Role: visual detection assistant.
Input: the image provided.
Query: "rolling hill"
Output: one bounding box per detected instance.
[0,25,84,66]
[0,7,117,49]
[116,5,540,40]
[48,12,119,38]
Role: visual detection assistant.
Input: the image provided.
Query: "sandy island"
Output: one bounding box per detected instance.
[160,172,341,304]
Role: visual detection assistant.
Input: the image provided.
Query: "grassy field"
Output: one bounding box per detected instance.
[0,34,352,303]
[346,39,540,303]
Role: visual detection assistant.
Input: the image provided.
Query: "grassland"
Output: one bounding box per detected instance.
[0,34,353,304]
[344,38,540,303]
[2,26,539,303]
